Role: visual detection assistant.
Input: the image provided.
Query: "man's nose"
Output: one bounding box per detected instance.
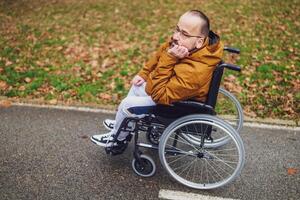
[173,31,180,41]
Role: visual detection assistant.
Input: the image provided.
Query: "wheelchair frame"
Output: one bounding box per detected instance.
[104,47,245,190]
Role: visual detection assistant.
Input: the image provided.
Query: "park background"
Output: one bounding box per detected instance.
[0,0,299,121]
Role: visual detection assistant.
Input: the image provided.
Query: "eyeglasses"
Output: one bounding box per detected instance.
[173,26,203,40]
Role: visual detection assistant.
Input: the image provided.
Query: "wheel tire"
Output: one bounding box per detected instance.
[132,154,156,177]
[158,114,245,190]
[217,87,244,133]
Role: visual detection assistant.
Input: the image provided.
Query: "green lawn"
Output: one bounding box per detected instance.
[0,0,299,120]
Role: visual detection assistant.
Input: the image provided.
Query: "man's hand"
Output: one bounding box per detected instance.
[168,45,189,59]
[131,75,145,86]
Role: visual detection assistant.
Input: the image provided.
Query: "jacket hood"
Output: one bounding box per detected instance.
[186,30,224,65]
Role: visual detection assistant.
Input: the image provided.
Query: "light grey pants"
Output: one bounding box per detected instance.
[112,83,156,140]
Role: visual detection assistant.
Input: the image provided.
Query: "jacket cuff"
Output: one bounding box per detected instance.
[159,51,178,66]
[137,71,148,81]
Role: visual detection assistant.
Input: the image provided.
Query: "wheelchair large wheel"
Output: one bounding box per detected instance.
[216,87,244,133]
[158,114,245,190]
[188,88,243,148]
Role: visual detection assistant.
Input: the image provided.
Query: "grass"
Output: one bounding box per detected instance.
[0,0,299,120]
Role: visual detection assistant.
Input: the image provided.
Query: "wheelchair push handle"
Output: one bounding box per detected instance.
[219,63,241,72]
[224,46,240,54]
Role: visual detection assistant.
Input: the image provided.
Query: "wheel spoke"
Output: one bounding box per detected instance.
[204,158,225,181]
[210,158,234,176]
[167,153,192,165]
[207,148,237,152]
[172,157,196,173]
[168,134,201,153]
[204,151,237,170]
[178,158,198,178]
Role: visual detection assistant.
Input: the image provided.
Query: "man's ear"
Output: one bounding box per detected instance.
[195,38,204,49]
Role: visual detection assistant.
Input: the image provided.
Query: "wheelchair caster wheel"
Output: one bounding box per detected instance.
[132,154,156,177]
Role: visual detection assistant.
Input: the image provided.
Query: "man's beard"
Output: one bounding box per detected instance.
[170,39,196,54]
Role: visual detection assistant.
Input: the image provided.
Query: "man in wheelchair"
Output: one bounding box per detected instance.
[91,9,223,149]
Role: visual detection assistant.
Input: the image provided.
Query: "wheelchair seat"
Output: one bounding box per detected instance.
[151,101,214,119]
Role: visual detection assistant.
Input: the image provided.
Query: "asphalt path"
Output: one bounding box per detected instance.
[0,106,299,200]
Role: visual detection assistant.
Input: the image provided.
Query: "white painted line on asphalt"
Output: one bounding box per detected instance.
[13,102,116,114]
[243,122,300,131]
[158,189,239,200]
[12,103,299,131]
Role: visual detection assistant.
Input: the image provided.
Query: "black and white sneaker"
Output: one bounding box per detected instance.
[103,119,115,131]
[90,132,116,147]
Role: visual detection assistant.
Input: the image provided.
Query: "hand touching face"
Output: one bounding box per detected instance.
[167,44,189,59]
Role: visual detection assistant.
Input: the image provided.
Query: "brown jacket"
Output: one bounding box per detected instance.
[138,35,223,105]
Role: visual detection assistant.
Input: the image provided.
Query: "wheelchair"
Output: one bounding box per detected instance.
[104,47,245,190]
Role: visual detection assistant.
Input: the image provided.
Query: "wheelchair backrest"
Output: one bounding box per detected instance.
[205,62,225,108]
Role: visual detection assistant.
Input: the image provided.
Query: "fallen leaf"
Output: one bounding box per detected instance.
[244,105,257,118]
[48,99,57,105]
[257,104,264,110]
[287,168,298,175]
[0,100,12,108]
[90,60,98,68]
[5,60,12,66]
[91,51,99,60]
[36,61,44,67]
[223,82,243,94]
[26,34,37,42]
[283,106,294,114]
[112,93,119,102]
[18,85,26,91]
[57,46,63,51]
[79,135,88,139]
[15,66,27,72]
[224,74,236,82]
[275,76,283,82]
[70,90,77,96]
[101,58,111,68]
[0,80,9,90]
[99,93,112,100]
[24,77,31,83]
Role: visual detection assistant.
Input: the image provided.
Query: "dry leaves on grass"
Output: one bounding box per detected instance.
[0,0,299,120]
[223,74,243,94]
[243,105,257,118]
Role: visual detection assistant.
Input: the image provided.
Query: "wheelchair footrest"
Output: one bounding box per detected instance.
[105,141,128,156]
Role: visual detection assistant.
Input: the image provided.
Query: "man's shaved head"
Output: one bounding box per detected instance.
[173,10,210,50]
[183,10,210,37]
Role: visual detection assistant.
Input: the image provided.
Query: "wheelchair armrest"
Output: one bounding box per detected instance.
[224,46,240,54]
[219,63,241,72]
